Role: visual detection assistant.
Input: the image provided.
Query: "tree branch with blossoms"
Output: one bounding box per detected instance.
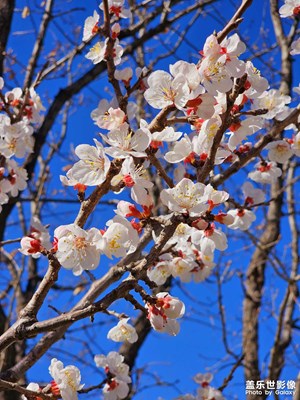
[0,1,300,400]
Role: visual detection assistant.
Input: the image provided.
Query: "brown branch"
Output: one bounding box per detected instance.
[217,0,253,43]
[0,226,152,381]
[267,162,299,382]
[197,75,247,183]
[0,214,180,382]
[242,4,294,394]
[242,178,283,400]
[74,160,121,227]
[218,354,244,392]
[212,105,300,187]
[216,264,238,359]
[0,0,15,77]
[0,379,54,400]
[270,0,292,94]
[0,254,60,354]
[0,0,211,241]
[23,0,54,89]
[147,151,174,188]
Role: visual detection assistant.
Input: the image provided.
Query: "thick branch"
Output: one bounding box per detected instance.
[0,0,15,76]
[23,0,54,89]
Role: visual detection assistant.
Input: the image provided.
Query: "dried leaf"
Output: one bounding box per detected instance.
[22,6,30,19]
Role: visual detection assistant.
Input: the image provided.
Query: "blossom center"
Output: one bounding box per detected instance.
[74,236,87,250]
[162,86,176,102]
[63,370,77,392]
[108,233,121,250]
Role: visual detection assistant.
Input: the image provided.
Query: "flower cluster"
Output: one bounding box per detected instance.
[22,358,83,400]
[176,373,224,400]
[146,292,185,336]
[0,78,44,213]
[95,351,131,400]
[20,1,300,337]
[280,0,300,54]
[14,0,300,399]
[107,318,138,343]
[83,0,132,65]
[19,216,52,258]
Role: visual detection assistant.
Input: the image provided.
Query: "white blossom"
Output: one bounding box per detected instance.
[161,178,208,216]
[97,107,126,130]
[99,0,132,19]
[144,70,190,110]
[114,67,133,85]
[94,351,131,383]
[0,116,34,159]
[63,139,110,186]
[248,161,282,184]
[291,38,300,55]
[227,209,256,231]
[244,61,269,98]
[203,184,229,210]
[49,358,84,400]
[197,386,224,400]
[20,216,52,258]
[152,126,182,143]
[6,159,28,197]
[191,223,228,252]
[102,378,130,400]
[21,383,41,400]
[291,132,300,156]
[170,257,195,282]
[83,10,99,41]
[253,89,291,119]
[107,318,138,343]
[242,182,265,206]
[164,134,193,163]
[266,140,293,163]
[86,40,107,64]
[102,122,151,158]
[147,255,172,285]
[279,0,300,18]
[146,292,185,336]
[99,215,139,259]
[54,224,103,275]
[111,156,153,204]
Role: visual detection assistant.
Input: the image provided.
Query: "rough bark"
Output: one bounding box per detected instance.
[0,0,15,77]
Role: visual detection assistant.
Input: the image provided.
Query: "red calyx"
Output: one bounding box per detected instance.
[130,219,143,234]
[123,174,135,187]
[184,152,196,164]
[293,6,300,15]
[258,164,271,172]
[74,183,87,193]
[150,140,163,149]
[51,381,60,396]
[92,23,99,34]
[186,97,203,108]
[28,239,42,254]
[110,5,122,17]
[245,196,254,205]
[229,122,241,132]
[237,209,245,217]
[52,237,58,253]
